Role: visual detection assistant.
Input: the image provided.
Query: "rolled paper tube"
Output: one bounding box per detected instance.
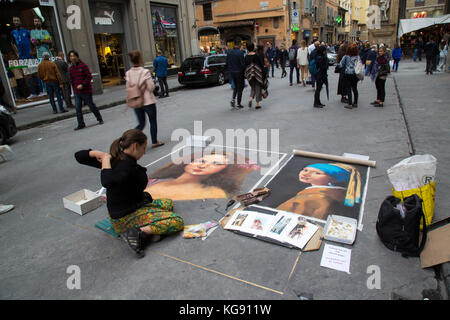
[292,149,376,168]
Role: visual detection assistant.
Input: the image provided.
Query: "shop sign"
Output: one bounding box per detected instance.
[413,12,427,19]
[95,11,115,25]
[7,58,56,70]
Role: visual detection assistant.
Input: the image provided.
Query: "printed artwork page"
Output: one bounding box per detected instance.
[265,212,298,243]
[225,210,276,236]
[281,214,319,249]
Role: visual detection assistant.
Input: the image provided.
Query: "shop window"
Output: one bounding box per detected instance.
[151,3,181,69]
[273,17,279,29]
[203,3,212,21]
[0,0,63,107]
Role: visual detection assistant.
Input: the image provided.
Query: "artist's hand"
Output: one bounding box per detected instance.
[89,150,110,163]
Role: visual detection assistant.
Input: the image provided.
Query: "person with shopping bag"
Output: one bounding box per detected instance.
[125,50,164,149]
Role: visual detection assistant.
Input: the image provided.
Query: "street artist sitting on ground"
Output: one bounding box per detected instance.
[75,129,184,257]
[277,163,362,220]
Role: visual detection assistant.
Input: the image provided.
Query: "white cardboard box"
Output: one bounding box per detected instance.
[323,215,357,245]
[63,189,103,216]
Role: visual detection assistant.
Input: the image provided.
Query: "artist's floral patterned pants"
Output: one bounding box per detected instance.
[110,199,184,235]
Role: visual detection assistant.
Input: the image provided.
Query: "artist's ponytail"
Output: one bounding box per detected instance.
[110,129,147,166]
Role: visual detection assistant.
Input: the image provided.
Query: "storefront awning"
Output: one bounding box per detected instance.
[217,20,254,29]
[398,14,450,39]
[198,26,220,36]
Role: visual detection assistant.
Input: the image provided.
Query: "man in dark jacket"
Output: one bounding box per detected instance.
[226,39,246,109]
[54,51,75,109]
[265,42,277,78]
[279,44,289,78]
[69,50,104,130]
[288,39,300,86]
[313,45,329,108]
[424,38,439,75]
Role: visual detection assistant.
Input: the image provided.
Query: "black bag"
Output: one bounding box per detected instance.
[376,194,427,258]
[334,65,342,74]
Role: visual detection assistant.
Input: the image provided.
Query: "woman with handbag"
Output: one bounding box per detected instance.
[245,43,266,109]
[370,46,390,107]
[125,50,164,149]
[336,42,348,104]
[338,43,361,109]
[297,40,309,87]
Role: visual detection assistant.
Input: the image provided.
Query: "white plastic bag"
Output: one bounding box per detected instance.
[387,155,437,192]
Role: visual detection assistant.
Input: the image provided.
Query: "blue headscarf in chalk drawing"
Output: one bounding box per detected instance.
[306,163,361,207]
[306,164,350,183]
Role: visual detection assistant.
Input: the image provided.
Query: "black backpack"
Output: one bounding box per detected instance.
[376,194,427,258]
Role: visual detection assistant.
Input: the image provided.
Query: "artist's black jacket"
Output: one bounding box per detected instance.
[75,150,152,220]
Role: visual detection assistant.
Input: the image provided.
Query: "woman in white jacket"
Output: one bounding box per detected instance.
[125,50,164,149]
[297,40,309,87]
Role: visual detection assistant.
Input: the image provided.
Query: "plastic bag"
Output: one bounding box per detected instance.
[387,155,437,229]
[387,155,437,192]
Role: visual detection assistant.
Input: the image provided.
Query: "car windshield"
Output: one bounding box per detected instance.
[182,58,204,69]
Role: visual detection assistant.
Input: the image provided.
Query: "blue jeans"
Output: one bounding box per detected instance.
[393,59,400,72]
[267,61,275,77]
[28,75,43,96]
[413,48,422,62]
[46,82,64,112]
[74,92,103,126]
[134,104,158,144]
[289,61,299,84]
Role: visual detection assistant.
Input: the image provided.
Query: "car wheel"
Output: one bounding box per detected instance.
[217,72,225,86]
[0,126,7,145]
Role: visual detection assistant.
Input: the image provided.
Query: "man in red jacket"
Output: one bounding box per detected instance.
[69,50,104,130]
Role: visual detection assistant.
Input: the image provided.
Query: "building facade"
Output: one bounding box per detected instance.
[195,0,291,52]
[405,0,448,19]
[367,0,401,47]
[0,0,199,109]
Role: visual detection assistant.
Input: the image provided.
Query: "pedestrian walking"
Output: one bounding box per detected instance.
[275,46,281,69]
[297,40,309,86]
[370,46,390,108]
[153,50,169,98]
[424,37,439,75]
[126,50,164,149]
[391,44,402,72]
[336,42,349,103]
[54,52,75,109]
[308,41,320,88]
[288,39,300,86]
[278,44,288,78]
[37,52,68,114]
[265,42,277,78]
[339,43,361,109]
[226,38,246,109]
[245,43,267,110]
[75,129,184,258]
[69,50,104,130]
[413,37,423,62]
[438,40,448,71]
[312,45,329,108]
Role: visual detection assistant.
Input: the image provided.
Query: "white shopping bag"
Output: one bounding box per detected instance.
[387,155,437,192]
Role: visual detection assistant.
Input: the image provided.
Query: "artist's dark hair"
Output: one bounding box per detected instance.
[247,42,255,52]
[68,50,79,58]
[110,129,147,166]
[148,151,252,195]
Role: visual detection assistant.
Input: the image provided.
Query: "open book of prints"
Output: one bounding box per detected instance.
[224,209,319,250]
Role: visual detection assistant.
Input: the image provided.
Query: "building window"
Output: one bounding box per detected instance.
[151,4,181,68]
[273,17,279,29]
[415,0,425,7]
[1,0,64,107]
[203,3,212,21]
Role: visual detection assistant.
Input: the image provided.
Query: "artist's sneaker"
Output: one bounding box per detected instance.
[38,92,47,97]
[0,204,14,215]
[26,94,37,100]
